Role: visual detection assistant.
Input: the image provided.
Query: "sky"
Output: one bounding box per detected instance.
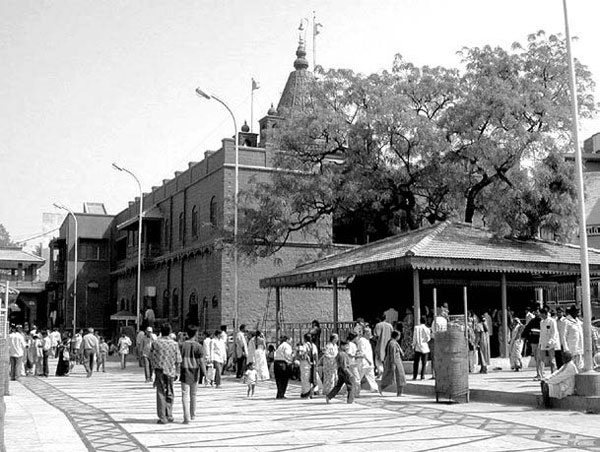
[1,0,599,244]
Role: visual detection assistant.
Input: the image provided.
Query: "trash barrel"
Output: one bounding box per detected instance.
[433,327,469,403]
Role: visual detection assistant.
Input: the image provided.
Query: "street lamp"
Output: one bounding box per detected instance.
[54,203,78,335]
[195,87,239,329]
[562,0,594,372]
[112,163,143,331]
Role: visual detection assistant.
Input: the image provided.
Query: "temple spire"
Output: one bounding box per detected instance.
[294,20,309,70]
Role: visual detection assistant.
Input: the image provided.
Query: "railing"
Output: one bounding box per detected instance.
[265,322,356,349]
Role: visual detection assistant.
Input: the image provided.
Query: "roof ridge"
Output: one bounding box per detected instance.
[406,221,451,256]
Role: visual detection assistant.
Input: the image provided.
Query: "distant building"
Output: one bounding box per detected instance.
[0,246,45,327]
[48,206,114,334]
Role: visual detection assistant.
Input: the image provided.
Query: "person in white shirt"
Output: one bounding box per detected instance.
[563,305,584,370]
[555,307,567,368]
[210,329,227,388]
[117,332,133,369]
[49,328,61,358]
[346,332,361,397]
[541,351,578,407]
[538,308,560,378]
[273,336,293,399]
[202,332,214,385]
[355,331,378,392]
[8,326,26,381]
[412,315,431,380]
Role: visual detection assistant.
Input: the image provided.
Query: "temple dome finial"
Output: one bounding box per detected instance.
[241,121,249,132]
[267,103,277,116]
[294,36,309,70]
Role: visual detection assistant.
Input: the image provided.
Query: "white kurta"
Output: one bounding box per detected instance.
[546,361,578,399]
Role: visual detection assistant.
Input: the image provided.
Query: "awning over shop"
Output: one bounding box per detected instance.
[0,282,20,303]
[260,221,600,288]
[116,206,163,231]
[110,310,137,321]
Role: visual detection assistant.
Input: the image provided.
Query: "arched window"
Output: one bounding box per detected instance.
[172,288,179,318]
[164,219,170,247]
[209,196,217,227]
[162,289,170,319]
[191,205,198,238]
[188,291,199,326]
[178,212,184,242]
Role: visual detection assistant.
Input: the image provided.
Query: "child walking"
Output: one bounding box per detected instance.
[244,362,258,397]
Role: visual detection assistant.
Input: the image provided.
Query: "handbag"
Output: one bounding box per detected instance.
[63,349,70,361]
[206,364,215,381]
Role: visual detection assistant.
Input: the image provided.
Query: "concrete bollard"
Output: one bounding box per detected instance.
[575,371,600,397]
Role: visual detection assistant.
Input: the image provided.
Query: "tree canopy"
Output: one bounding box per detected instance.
[239,31,597,258]
[0,224,14,247]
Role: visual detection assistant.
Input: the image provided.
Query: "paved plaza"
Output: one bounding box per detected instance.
[4,357,600,452]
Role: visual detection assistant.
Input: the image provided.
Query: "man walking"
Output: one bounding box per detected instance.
[180,325,205,424]
[8,326,26,381]
[538,308,560,379]
[82,328,100,377]
[274,336,293,399]
[150,323,182,424]
[234,324,248,379]
[325,341,354,404]
[140,327,157,382]
[41,330,52,377]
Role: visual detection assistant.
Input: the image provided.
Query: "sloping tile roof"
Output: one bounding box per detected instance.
[260,222,600,288]
[0,247,45,265]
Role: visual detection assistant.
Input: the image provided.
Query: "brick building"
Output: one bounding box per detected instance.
[48,39,352,335]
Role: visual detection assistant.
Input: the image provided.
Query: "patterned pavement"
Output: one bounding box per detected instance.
[7,358,600,452]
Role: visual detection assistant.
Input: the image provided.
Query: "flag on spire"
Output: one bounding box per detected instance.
[252,78,260,91]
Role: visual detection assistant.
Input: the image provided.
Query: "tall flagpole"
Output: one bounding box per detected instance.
[251,78,259,133]
[562,0,594,373]
[312,12,322,70]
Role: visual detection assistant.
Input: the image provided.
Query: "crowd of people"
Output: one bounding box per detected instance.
[6,303,600,423]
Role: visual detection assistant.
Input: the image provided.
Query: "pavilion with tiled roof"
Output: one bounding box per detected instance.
[260,221,600,356]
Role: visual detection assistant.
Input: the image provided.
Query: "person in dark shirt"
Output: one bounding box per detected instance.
[180,325,205,424]
[325,341,354,404]
[521,308,542,380]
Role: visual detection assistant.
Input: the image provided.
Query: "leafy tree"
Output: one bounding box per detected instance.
[0,224,13,247]
[238,32,596,257]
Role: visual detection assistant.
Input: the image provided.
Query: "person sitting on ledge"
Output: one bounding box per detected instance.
[594,352,600,372]
[541,351,578,408]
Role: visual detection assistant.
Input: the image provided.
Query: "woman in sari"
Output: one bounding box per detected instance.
[296,333,318,398]
[378,331,406,396]
[56,336,71,376]
[249,330,270,380]
[321,334,339,395]
[475,313,490,374]
[509,318,525,371]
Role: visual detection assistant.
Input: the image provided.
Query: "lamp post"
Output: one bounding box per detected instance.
[562,0,593,372]
[112,163,143,331]
[195,87,239,329]
[54,203,78,336]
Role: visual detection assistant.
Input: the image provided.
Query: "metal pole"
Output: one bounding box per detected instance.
[562,0,593,371]
[195,88,239,330]
[112,164,143,331]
